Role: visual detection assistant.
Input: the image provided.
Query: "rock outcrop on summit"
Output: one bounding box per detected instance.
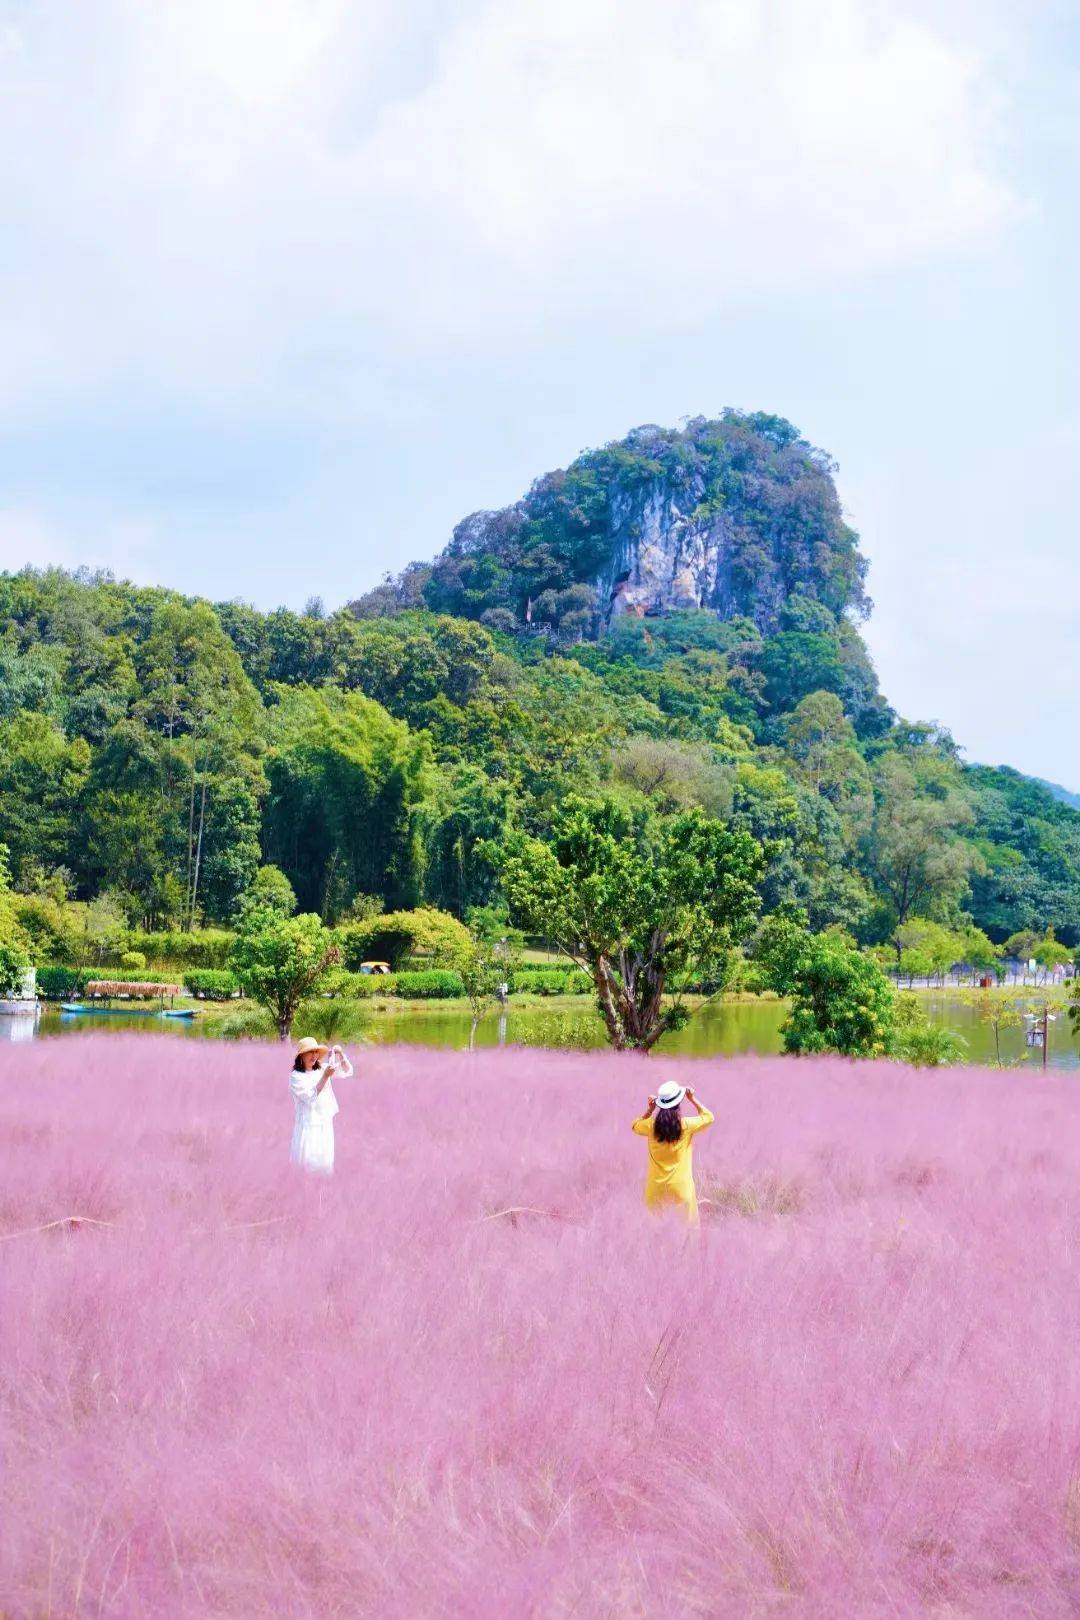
[417,412,869,639]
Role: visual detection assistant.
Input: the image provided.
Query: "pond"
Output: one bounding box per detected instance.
[3,991,1076,1069]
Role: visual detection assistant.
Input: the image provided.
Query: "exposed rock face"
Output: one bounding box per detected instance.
[600,477,733,624]
[423,412,867,638]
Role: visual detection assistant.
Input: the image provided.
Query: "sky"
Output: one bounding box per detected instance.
[0,0,1076,784]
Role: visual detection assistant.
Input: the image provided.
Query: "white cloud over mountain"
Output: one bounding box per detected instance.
[0,0,1016,408]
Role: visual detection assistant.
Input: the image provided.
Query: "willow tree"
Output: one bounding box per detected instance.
[495,796,766,1051]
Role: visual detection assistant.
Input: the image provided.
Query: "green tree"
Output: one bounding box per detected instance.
[0,939,29,999]
[77,891,131,967]
[865,752,977,944]
[10,892,75,965]
[609,735,734,818]
[956,923,1000,984]
[495,797,767,1051]
[0,711,91,881]
[757,912,895,1057]
[237,864,297,921]
[338,907,472,972]
[1003,930,1040,980]
[964,990,1027,1068]
[458,934,520,1048]
[262,686,431,918]
[895,918,958,986]
[1033,929,1072,984]
[134,599,265,929]
[230,911,342,1041]
[0,846,30,970]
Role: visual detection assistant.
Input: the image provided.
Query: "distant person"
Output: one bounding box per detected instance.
[290,1038,353,1174]
[632,1080,714,1223]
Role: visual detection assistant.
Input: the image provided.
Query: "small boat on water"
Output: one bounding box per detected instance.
[161,1009,197,1020]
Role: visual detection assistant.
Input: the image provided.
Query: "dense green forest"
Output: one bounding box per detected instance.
[0,411,1076,960]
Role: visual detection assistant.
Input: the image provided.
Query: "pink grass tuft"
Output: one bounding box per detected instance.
[2,1036,1080,1615]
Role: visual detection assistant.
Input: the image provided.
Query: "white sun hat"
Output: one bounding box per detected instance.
[655,1080,686,1110]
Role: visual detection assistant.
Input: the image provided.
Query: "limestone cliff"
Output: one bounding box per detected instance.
[420,411,869,639]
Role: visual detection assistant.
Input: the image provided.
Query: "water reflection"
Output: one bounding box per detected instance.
[0,1009,39,1043]
[3,992,1076,1069]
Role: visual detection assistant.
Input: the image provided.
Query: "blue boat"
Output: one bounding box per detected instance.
[161,1009,197,1020]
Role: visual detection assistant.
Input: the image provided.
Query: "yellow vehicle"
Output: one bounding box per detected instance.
[359,961,392,975]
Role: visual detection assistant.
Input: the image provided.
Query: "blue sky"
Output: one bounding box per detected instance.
[0,0,1076,784]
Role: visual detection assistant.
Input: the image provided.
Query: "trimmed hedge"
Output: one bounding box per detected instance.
[87,968,176,985]
[391,970,465,999]
[36,965,87,1000]
[38,964,188,999]
[183,969,240,1001]
[323,970,399,999]
[510,967,593,996]
[124,930,235,969]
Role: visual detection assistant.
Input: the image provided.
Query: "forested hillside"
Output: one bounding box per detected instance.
[0,411,1077,955]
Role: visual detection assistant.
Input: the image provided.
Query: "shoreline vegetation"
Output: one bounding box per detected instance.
[1,416,1077,1062]
[23,975,1074,1071]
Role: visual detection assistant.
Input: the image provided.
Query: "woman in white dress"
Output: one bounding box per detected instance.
[289,1037,353,1174]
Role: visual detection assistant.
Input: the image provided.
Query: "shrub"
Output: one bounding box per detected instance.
[323,969,398,1000]
[0,940,29,999]
[183,969,241,1001]
[337,908,471,972]
[891,993,968,1068]
[126,930,235,969]
[235,865,297,922]
[120,951,147,971]
[293,999,371,1044]
[392,969,465,999]
[201,1007,275,1040]
[509,968,591,996]
[36,964,87,1000]
[10,894,74,964]
[85,968,174,985]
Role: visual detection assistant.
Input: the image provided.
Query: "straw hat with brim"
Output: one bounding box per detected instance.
[294,1036,329,1061]
[656,1081,685,1110]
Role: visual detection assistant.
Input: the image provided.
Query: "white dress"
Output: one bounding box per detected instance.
[289,1054,353,1173]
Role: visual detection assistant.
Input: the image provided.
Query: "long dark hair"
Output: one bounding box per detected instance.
[293,1054,322,1072]
[653,1104,683,1143]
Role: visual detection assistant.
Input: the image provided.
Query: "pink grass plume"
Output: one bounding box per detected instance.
[2,1035,1080,1614]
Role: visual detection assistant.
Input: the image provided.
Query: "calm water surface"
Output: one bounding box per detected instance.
[3,992,1075,1069]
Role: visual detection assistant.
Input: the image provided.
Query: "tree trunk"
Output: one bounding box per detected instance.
[190,778,208,930]
[185,749,197,933]
[592,957,625,1050]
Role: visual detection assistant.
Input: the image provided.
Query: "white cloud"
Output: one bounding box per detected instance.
[0,0,1018,412]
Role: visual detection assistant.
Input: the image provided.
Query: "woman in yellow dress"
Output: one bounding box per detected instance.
[632,1079,714,1222]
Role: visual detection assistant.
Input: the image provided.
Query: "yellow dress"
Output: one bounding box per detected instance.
[632,1108,715,1221]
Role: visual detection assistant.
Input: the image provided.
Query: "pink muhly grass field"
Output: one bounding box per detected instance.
[3,1038,1080,1616]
